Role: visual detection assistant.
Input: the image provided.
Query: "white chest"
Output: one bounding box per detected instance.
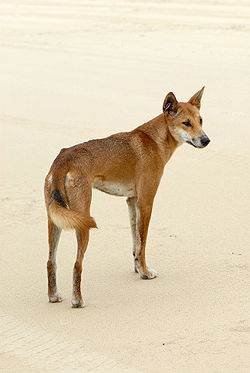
[93,179,136,197]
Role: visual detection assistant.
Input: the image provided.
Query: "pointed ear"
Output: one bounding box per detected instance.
[188,86,205,109]
[163,92,178,114]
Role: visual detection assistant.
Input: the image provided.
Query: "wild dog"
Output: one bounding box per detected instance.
[44,87,210,308]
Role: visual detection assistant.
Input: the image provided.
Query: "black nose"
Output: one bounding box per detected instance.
[200,136,210,147]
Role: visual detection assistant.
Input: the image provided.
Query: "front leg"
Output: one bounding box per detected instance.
[134,198,157,279]
[126,197,138,272]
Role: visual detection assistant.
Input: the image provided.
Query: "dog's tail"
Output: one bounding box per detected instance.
[47,171,97,231]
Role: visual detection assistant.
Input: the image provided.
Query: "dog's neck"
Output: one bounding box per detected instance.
[135,113,179,165]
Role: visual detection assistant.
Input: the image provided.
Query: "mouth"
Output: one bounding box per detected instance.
[186,140,199,148]
[186,137,210,148]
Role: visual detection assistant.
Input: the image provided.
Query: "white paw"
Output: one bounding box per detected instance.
[49,293,62,303]
[71,298,86,308]
[140,267,158,280]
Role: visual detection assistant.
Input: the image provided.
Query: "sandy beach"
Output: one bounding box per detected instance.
[0,1,250,372]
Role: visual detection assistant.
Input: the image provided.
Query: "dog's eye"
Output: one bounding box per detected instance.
[182,121,192,127]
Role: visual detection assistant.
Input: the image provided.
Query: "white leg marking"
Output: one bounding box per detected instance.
[127,198,137,251]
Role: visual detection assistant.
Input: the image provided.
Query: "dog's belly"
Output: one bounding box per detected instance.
[93,179,136,197]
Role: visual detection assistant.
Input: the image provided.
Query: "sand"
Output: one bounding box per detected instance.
[0,1,250,372]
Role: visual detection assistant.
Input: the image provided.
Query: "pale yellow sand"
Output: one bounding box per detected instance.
[0,1,250,372]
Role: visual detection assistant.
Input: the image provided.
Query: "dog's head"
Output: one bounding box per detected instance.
[163,87,210,148]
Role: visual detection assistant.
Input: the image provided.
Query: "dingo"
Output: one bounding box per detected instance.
[44,87,210,308]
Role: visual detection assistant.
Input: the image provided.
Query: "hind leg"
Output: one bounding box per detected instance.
[65,171,92,308]
[71,230,89,308]
[47,217,62,302]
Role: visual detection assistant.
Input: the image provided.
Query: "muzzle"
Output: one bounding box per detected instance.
[187,134,210,148]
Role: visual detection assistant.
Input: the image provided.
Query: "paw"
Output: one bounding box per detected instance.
[49,293,62,303]
[140,267,158,280]
[71,298,86,308]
